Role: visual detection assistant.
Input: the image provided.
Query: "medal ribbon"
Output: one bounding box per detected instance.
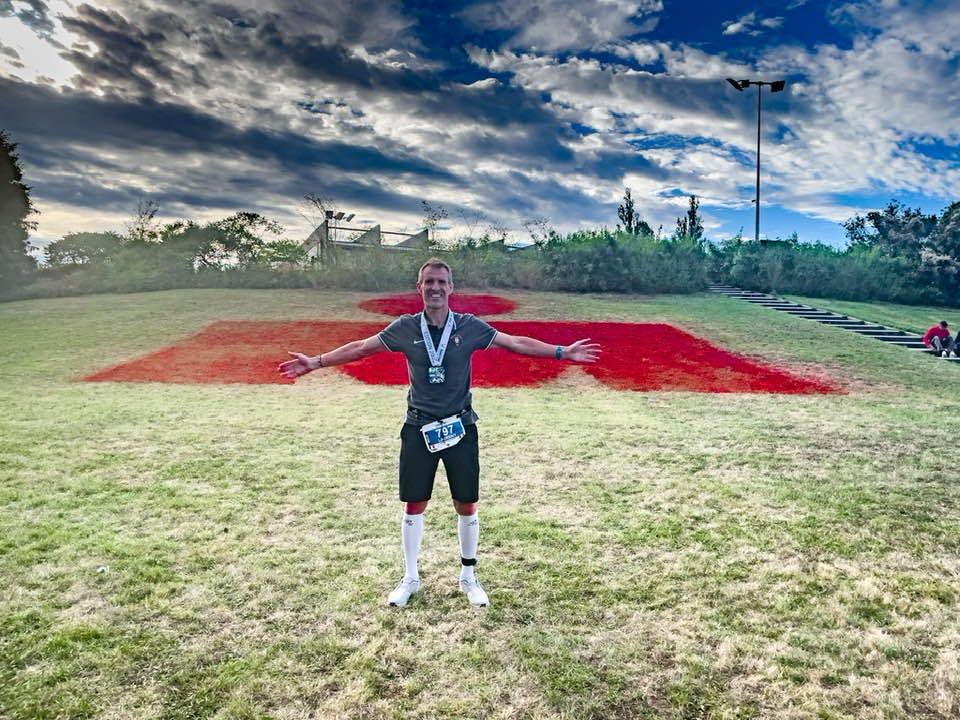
[420,311,455,368]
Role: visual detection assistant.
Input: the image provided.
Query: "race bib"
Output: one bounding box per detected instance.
[420,415,465,453]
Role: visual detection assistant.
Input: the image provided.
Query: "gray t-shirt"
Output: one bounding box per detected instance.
[378,312,497,425]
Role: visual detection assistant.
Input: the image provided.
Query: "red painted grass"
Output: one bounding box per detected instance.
[84,320,840,394]
[84,321,387,385]
[359,293,517,317]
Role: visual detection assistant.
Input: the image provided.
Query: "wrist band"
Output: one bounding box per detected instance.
[316,354,324,368]
[555,345,563,360]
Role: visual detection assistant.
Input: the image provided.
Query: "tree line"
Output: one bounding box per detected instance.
[709,200,960,305]
[2,128,959,306]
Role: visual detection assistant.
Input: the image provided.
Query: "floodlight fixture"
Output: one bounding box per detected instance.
[725,77,788,243]
[325,210,334,219]
[345,213,356,222]
[334,211,345,220]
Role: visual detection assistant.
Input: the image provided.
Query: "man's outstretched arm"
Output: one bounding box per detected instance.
[278,335,387,379]
[490,333,601,363]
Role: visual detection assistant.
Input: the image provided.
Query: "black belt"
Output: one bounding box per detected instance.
[408,406,472,423]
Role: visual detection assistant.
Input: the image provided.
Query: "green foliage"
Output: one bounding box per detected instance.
[673,194,705,245]
[843,201,936,262]
[445,238,546,289]
[542,229,707,292]
[0,130,38,294]
[211,211,285,266]
[45,231,123,267]
[917,201,960,301]
[616,187,653,236]
[10,194,960,305]
[713,238,928,302]
[710,198,960,306]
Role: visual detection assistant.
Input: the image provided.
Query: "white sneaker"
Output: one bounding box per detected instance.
[459,577,489,607]
[387,577,420,607]
[943,351,950,358]
[951,351,958,358]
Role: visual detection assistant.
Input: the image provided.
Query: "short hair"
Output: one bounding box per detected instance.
[941,320,949,328]
[418,258,452,284]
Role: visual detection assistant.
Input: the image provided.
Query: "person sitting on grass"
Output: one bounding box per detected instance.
[922,320,957,358]
[278,258,601,609]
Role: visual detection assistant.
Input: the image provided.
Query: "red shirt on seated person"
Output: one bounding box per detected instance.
[923,320,954,356]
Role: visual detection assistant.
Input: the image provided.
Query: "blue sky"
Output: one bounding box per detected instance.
[1,0,958,250]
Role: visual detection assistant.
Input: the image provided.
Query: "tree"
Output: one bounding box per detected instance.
[918,201,960,301]
[212,212,285,267]
[673,195,704,245]
[1,130,38,290]
[421,200,449,242]
[616,187,652,236]
[521,216,557,248]
[259,239,308,266]
[843,201,936,261]
[929,201,960,260]
[125,199,161,244]
[157,221,225,270]
[46,231,123,266]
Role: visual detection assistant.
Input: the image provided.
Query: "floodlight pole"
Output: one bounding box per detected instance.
[755,83,762,244]
[726,78,786,243]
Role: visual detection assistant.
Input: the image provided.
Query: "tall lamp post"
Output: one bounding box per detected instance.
[726,77,786,243]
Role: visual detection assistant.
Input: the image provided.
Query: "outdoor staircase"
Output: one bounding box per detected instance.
[709,285,960,363]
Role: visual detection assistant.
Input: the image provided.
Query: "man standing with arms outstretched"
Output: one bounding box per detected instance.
[279,259,600,607]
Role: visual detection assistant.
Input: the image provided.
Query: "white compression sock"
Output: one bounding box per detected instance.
[458,513,479,581]
[402,513,424,581]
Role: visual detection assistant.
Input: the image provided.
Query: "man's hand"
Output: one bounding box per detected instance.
[278,351,320,379]
[564,339,601,363]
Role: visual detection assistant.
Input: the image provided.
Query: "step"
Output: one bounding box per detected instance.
[846,327,903,334]
[793,314,855,321]
[787,312,848,318]
[711,289,957,365]
[774,308,849,320]
[878,335,924,342]
[782,315,847,322]
[884,341,929,349]
[824,320,886,332]
[777,307,839,314]
[748,301,805,307]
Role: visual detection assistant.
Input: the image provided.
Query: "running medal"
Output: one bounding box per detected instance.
[420,311,455,384]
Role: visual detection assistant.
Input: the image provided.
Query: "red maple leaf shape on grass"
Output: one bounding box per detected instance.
[85,319,839,394]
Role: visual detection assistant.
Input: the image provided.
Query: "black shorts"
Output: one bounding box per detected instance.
[398,422,480,503]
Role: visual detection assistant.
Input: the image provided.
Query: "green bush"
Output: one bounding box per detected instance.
[542,230,707,293]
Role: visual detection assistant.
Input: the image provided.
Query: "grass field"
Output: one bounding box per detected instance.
[1,288,958,720]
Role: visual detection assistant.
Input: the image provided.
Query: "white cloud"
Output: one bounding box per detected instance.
[8,0,960,248]
[722,11,784,37]
[461,0,664,52]
[0,3,82,85]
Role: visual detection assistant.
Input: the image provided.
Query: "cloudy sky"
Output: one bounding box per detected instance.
[2,0,959,251]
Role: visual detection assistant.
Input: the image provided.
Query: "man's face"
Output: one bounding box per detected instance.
[416,266,453,314]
